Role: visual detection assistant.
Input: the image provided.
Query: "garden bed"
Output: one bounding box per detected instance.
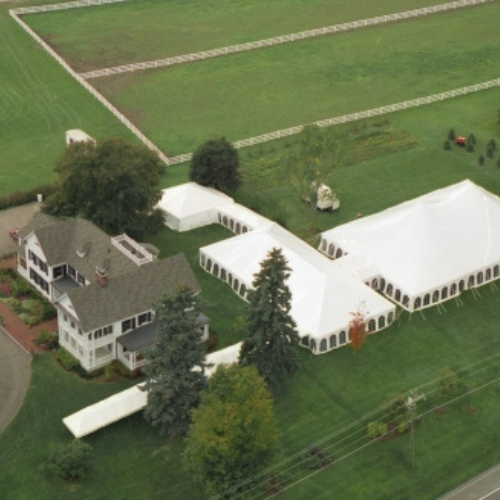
[0,268,56,327]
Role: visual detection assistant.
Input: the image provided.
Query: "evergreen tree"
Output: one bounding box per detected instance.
[239,247,300,393]
[184,364,280,497]
[142,285,207,436]
[189,137,241,192]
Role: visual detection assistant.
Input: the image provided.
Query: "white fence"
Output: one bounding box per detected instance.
[166,78,500,165]
[9,4,170,166]
[79,0,495,79]
[12,0,127,15]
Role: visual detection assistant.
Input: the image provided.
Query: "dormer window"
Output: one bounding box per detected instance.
[68,265,76,279]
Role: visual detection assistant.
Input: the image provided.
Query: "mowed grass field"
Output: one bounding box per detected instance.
[26,0,441,71]
[0,1,138,198]
[82,1,500,156]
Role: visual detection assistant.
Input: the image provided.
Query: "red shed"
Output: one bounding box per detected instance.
[456,136,467,146]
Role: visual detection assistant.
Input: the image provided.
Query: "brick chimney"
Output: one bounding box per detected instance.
[95,266,108,287]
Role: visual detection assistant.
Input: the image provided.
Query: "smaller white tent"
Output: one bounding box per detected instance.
[66,129,95,146]
[216,203,272,234]
[156,182,234,232]
[63,343,242,438]
[200,223,395,354]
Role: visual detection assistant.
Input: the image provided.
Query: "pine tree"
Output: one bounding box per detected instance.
[239,247,300,393]
[142,285,207,436]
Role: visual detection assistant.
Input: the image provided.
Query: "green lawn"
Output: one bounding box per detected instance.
[0,2,138,198]
[25,0,441,72]
[90,1,500,156]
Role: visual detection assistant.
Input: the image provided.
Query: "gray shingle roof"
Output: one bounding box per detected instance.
[67,253,200,332]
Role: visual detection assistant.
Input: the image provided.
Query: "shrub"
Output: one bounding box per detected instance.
[115,360,137,378]
[46,440,92,480]
[487,146,495,159]
[488,138,497,150]
[11,279,32,298]
[447,129,455,141]
[34,329,59,350]
[443,140,451,150]
[466,144,475,153]
[468,133,476,145]
[300,447,333,470]
[56,348,80,371]
[367,421,388,439]
[0,183,56,211]
[104,363,115,381]
[479,155,485,166]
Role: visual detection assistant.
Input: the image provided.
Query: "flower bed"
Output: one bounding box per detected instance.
[0,268,56,326]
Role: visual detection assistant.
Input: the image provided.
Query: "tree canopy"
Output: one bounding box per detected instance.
[142,285,207,436]
[189,137,241,192]
[183,364,280,497]
[284,125,351,229]
[239,247,300,394]
[44,138,165,239]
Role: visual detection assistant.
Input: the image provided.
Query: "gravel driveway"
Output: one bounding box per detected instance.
[0,328,31,436]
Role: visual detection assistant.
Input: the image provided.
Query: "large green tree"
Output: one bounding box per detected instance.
[189,137,241,191]
[44,138,165,239]
[239,247,300,393]
[284,125,350,230]
[183,364,280,497]
[142,285,207,436]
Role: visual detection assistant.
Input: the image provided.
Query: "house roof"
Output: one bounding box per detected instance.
[66,253,200,332]
[20,215,138,282]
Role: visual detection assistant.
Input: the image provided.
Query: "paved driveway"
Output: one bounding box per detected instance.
[0,203,40,258]
[0,328,31,436]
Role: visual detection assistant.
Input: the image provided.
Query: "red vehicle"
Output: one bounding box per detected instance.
[9,227,20,242]
[456,136,467,146]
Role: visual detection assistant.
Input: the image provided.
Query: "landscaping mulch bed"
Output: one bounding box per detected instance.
[0,257,57,353]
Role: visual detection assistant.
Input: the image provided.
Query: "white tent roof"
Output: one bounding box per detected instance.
[201,223,394,339]
[321,180,500,296]
[217,203,272,231]
[63,343,242,438]
[156,182,234,231]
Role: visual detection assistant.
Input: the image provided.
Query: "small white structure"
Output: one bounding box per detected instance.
[319,180,500,312]
[316,183,340,211]
[200,223,395,354]
[156,182,234,232]
[66,129,95,146]
[63,342,242,438]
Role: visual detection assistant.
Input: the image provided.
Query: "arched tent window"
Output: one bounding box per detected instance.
[217,213,222,223]
[206,259,212,272]
[432,290,439,303]
[221,269,226,281]
[368,319,376,333]
[328,244,334,256]
[486,268,492,281]
[388,312,394,324]
[301,336,309,347]
[386,284,393,296]
[414,297,421,309]
[329,335,337,349]
[213,264,219,277]
[494,265,500,278]
[243,226,248,233]
[335,248,343,259]
[395,289,401,302]
[320,240,327,252]
[380,278,386,292]
[228,274,233,287]
[450,283,457,296]
[200,254,206,267]
[236,223,241,234]
[223,216,228,226]
[459,280,465,292]
[441,287,448,300]
[468,275,475,288]
[233,279,239,291]
[229,219,234,231]
[477,272,484,285]
[371,278,378,289]
[339,331,346,344]
[403,295,409,307]
[378,316,386,329]
[423,294,430,306]
[320,339,327,352]
[239,284,246,297]
[310,339,317,352]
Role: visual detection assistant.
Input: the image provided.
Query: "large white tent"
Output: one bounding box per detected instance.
[200,223,395,354]
[320,180,500,312]
[216,203,272,234]
[63,343,242,438]
[155,182,234,232]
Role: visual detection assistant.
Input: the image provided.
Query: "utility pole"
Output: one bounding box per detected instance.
[406,391,425,470]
